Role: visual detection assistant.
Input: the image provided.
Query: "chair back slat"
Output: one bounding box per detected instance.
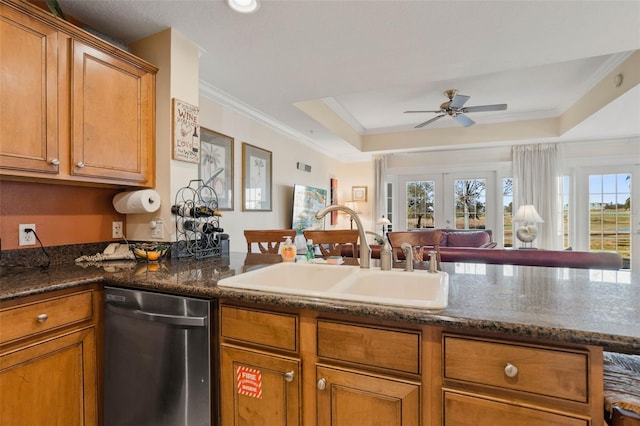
[244,229,297,254]
[387,230,442,268]
[303,229,359,258]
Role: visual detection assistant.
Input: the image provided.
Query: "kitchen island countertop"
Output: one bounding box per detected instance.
[1,252,638,353]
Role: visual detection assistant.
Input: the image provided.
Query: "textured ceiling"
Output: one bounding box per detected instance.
[57,0,640,161]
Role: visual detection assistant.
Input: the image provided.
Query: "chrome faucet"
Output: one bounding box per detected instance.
[401,242,413,272]
[315,205,371,268]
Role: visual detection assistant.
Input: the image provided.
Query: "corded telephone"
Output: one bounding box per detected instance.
[102,243,132,260]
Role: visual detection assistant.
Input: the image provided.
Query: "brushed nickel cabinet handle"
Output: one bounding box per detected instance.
[49,159,59,166]
[504,363,519,378]
[36,313,48,323]
[284,371,295,383]
[317,378,327,390]
[76,162,85,168]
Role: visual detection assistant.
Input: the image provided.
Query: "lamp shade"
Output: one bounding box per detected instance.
[513,205,543,223]
[376,217,391,226]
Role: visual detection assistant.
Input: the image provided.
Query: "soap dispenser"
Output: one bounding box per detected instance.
[380,239,392,271]
[281,236,297,262]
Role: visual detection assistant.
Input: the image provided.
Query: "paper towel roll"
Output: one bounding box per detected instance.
[112,190,161,214]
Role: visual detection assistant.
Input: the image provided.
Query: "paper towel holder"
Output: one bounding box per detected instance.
[112,189,161,214]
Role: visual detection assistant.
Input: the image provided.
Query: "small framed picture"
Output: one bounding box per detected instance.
[242,143,272,211]
[352,186,367,202]
[199,127,234,210]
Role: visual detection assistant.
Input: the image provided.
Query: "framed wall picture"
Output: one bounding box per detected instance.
[242,143,272,211]
[330,178,338,225]
[199,128,234,210]
[352,185,368,202]
[172,98,200,163]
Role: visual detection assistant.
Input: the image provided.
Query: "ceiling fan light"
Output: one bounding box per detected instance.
[227,0,260,14]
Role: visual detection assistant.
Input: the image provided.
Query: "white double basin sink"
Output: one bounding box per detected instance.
[217,262,449,309]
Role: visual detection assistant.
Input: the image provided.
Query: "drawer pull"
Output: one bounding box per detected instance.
[504,363,519,378]
[76,161,85,168]
[317,378,327,390]
[36,313,48,323]
[284,371,295,383]
[49,158,60,166]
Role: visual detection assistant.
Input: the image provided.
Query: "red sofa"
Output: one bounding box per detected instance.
[438,247,623,270]
[341,227,623,270]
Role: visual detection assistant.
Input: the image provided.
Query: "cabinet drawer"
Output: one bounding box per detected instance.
[317,320,420,374]
[0,290,94,345]
[443,391,588,426]
[443,335,589,402]
[220,306,297,352]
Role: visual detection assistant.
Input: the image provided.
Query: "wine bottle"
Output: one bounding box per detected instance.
[171,204,222,217]
[183,220,224,234]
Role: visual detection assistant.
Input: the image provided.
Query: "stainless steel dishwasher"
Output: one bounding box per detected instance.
[104,286,216,426]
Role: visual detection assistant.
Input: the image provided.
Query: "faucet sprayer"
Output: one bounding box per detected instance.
[401,242,413,272]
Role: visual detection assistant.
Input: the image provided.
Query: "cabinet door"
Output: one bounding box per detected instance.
[71,40,154,185]
[443,391,588,426]
[0,4,59,174]
[221,345,300,426]
[0,328,98,426]
[316,365,420,426]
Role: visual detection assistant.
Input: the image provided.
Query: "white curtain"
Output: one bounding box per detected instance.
[373,154,388,223]
[512,143,563,250]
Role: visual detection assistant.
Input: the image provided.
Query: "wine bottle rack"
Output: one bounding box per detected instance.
[172,179,223,259]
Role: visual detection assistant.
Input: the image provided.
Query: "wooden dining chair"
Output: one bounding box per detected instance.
[303,229,360,258]
[244,229,297,254]
[387,230,442,268]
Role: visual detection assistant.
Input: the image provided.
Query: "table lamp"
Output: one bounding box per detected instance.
[376,216,391,237]
[513,205,543,248]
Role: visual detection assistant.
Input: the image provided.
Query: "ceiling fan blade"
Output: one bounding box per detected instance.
[450,94,470,109]
[454,113,475,127]
[415,114,445,128]
[462,104,507,113]
[404,110,442,114]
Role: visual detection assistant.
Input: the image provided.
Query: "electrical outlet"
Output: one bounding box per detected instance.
[150,219,164,239]
[112,221,123,239]
[19,224,36,246]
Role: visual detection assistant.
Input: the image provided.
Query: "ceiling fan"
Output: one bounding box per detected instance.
[405,89,507,128]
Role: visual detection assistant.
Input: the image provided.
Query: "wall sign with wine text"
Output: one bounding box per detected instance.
[172,98,200,163]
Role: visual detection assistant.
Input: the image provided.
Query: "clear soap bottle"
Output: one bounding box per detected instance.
[306,239,315,261]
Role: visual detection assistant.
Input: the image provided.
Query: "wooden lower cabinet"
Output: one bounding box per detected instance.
[316,365,420,426]
[443,391,588,426]
[0,328,97,426]
[219,303,604,426]
[0,285,101,426]
[220,345,301,426]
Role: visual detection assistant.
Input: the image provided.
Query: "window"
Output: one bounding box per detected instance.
[503,178,513,247]
[589,173,631,267]
[454,178,486,229]
[406,180,434,229]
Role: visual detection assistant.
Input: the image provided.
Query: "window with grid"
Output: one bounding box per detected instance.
[454,178,486,229]
[406,180,435,229]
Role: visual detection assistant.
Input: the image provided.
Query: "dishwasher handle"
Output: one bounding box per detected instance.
[106,303,207,327]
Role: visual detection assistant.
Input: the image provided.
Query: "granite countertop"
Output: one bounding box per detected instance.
[1,252,638,354]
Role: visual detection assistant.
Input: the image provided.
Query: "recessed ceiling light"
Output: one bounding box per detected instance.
[227,0,260,14]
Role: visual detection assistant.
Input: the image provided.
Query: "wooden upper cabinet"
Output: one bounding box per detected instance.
[0,0,156,187]
[70,40,154,185]
[0,4,59,174]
